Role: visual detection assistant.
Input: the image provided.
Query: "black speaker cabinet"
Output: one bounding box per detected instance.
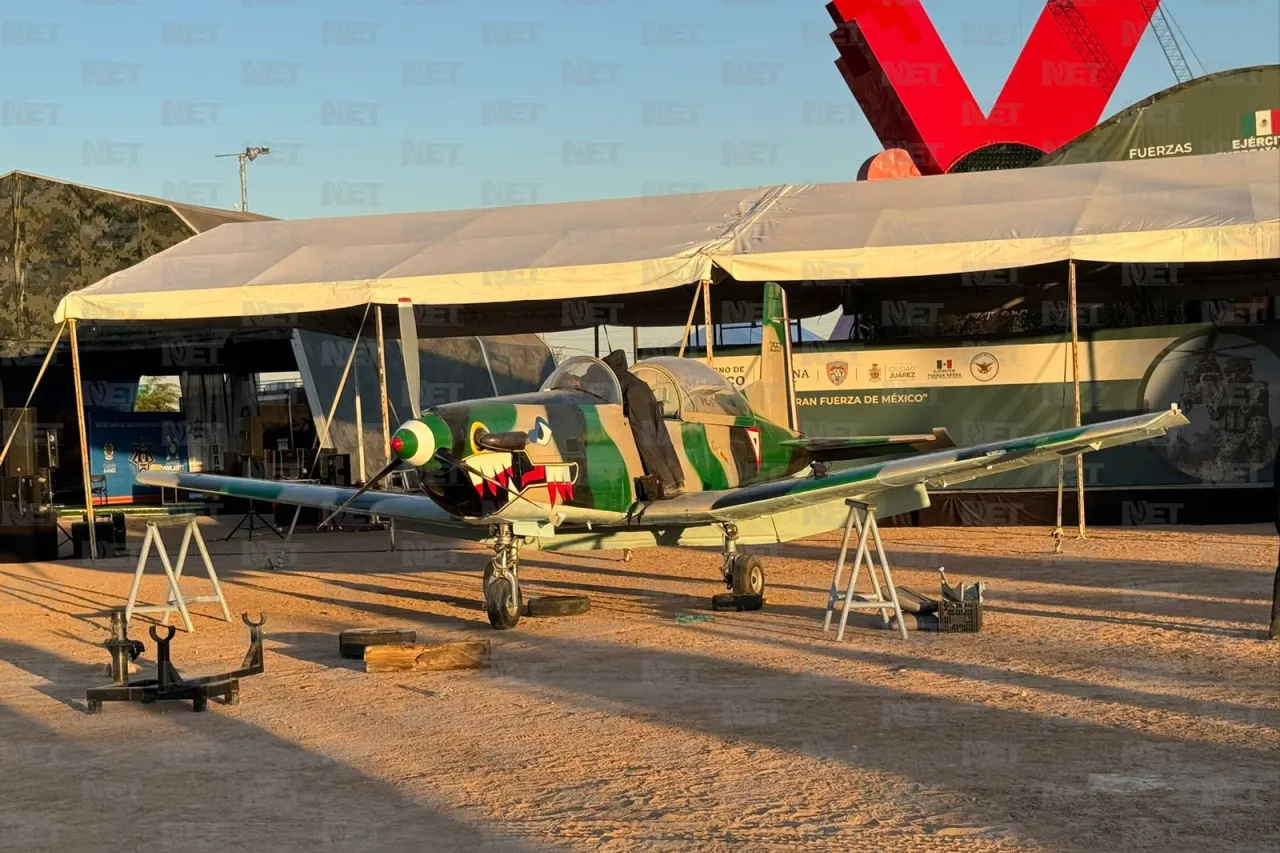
[1,409,36,477]
[323,453,352,487]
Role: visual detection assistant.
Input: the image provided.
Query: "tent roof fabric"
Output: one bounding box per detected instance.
[55,151,1280,325]
[2,170,275,234]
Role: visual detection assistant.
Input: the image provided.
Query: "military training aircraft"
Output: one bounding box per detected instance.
[140,284,1189,629]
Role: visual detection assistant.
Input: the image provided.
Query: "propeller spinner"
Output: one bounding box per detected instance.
[390,414,452,467]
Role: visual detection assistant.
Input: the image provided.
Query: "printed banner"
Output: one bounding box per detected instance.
[702,324,1280,490]
[87,412,190,505]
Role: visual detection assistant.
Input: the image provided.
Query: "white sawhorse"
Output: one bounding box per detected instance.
[823,499,909,641]
[124,514,230,633]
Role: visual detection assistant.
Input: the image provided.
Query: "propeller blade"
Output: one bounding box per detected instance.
[317,457,402,530]
[398,297,421,419]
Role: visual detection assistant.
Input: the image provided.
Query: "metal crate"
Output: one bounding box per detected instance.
[938,599,983,633]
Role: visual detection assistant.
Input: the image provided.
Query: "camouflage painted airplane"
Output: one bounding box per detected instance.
[140,285,1189,629]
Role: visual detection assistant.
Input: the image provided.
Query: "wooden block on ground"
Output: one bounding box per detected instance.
[364,641,491,673]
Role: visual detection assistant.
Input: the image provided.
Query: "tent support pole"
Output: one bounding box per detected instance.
[593,326,600,358]
[0,322,65,473]
[632,326,639,364]
[375,306,391,468]
[1053,277,1071,551]
[701,279,714,365]
[314,304,371,477]
[69,319,97,562]
[1069,259,1086,539]
[677,284,702,359]
[354,359,366,485]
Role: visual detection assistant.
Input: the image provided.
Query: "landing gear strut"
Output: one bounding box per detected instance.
[720,523,765,596]
[484,524,522,630]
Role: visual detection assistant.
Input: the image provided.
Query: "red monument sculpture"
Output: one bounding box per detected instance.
[828,0,1159,176]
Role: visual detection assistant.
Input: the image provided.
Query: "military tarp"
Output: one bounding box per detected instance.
[1041,66,1280,167]
[54,150,1280,331]
[0,171,271,353]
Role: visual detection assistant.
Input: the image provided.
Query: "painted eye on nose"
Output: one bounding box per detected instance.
[529,417,552,446]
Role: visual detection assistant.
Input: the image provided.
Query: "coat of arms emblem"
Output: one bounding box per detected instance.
[826,361,849,386]
[868,363,882,381]
[130,441,155,473]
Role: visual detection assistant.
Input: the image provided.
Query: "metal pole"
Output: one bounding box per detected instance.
[677,285,702,359]
[313,305,371,477]
[701,279,714,365]
[593,326,600,358]
[375,306,391,467]
[239,154,248,212]
[354,359,366,484]
[0,322,65,473]
[632,326,639,365]
[69,320,97,562]
[1054,290,1069,550]
[1069,259,1086,539]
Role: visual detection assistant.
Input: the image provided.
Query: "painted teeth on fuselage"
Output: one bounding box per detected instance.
[544,464,572,483]
[467,451,513,487]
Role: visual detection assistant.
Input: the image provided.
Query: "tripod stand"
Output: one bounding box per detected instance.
[222,499,283,542]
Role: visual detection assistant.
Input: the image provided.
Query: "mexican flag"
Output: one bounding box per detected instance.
[1242,109,1280,138]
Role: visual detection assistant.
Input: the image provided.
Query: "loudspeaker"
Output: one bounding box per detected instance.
[323,453,352,487]
[1,409,36,477]
[0,522,59,562]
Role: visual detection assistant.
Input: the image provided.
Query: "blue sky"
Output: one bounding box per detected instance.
[1,0,1276,220]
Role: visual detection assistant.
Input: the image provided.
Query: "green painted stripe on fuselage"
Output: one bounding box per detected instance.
[756,417,803,480]
[681,422,728,490]
[580,404,632,513]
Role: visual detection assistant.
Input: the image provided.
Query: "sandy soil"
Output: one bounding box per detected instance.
[2,518,1278,853]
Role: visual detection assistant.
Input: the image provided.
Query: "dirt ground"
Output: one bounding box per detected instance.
[1,518,1278,853]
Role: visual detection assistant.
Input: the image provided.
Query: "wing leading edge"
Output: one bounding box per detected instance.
[135,470,478,536]
[627,407,1189,525]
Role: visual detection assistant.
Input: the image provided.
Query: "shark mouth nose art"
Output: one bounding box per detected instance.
[466,451,579,505]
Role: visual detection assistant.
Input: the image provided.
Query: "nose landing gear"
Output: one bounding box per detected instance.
[484,524,522,630]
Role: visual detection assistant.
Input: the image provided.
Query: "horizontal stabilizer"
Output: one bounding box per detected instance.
[782,428,954,461]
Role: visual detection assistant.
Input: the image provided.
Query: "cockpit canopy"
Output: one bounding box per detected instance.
[633,357,752,420]
[540,354,752,421]
[539,355,623,404]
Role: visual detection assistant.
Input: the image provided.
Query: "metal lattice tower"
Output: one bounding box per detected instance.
[1047,0,1121,94]
[1141,0,1194,84]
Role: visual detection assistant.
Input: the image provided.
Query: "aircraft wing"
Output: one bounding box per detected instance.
[781,428,953,462]
[135,471,480,538]
[629,407,1188,525]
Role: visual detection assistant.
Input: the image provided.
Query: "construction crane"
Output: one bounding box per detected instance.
[1050,0,1200,92]
[1047,0,1121,94]
[1140,0,1194,84]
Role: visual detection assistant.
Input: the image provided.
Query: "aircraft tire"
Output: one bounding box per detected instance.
[484,562,522,630]
[731,554,765,596]
[711,592,764,612]
[523,595,591,618]
[338,627,418,659]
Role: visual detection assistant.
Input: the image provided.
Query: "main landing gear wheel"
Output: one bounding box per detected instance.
[483,559,521,630]
[731,554,765,596]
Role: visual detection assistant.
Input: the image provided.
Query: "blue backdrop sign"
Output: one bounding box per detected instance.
[88,412,189,505]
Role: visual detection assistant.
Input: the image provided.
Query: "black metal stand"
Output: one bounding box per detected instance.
[86,610,266,713]
[222,500,284,542]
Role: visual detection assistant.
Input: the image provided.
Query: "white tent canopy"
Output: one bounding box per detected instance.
[56,150,1280,324]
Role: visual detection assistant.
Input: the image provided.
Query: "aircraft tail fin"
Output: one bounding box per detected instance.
[743,282,796,430]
